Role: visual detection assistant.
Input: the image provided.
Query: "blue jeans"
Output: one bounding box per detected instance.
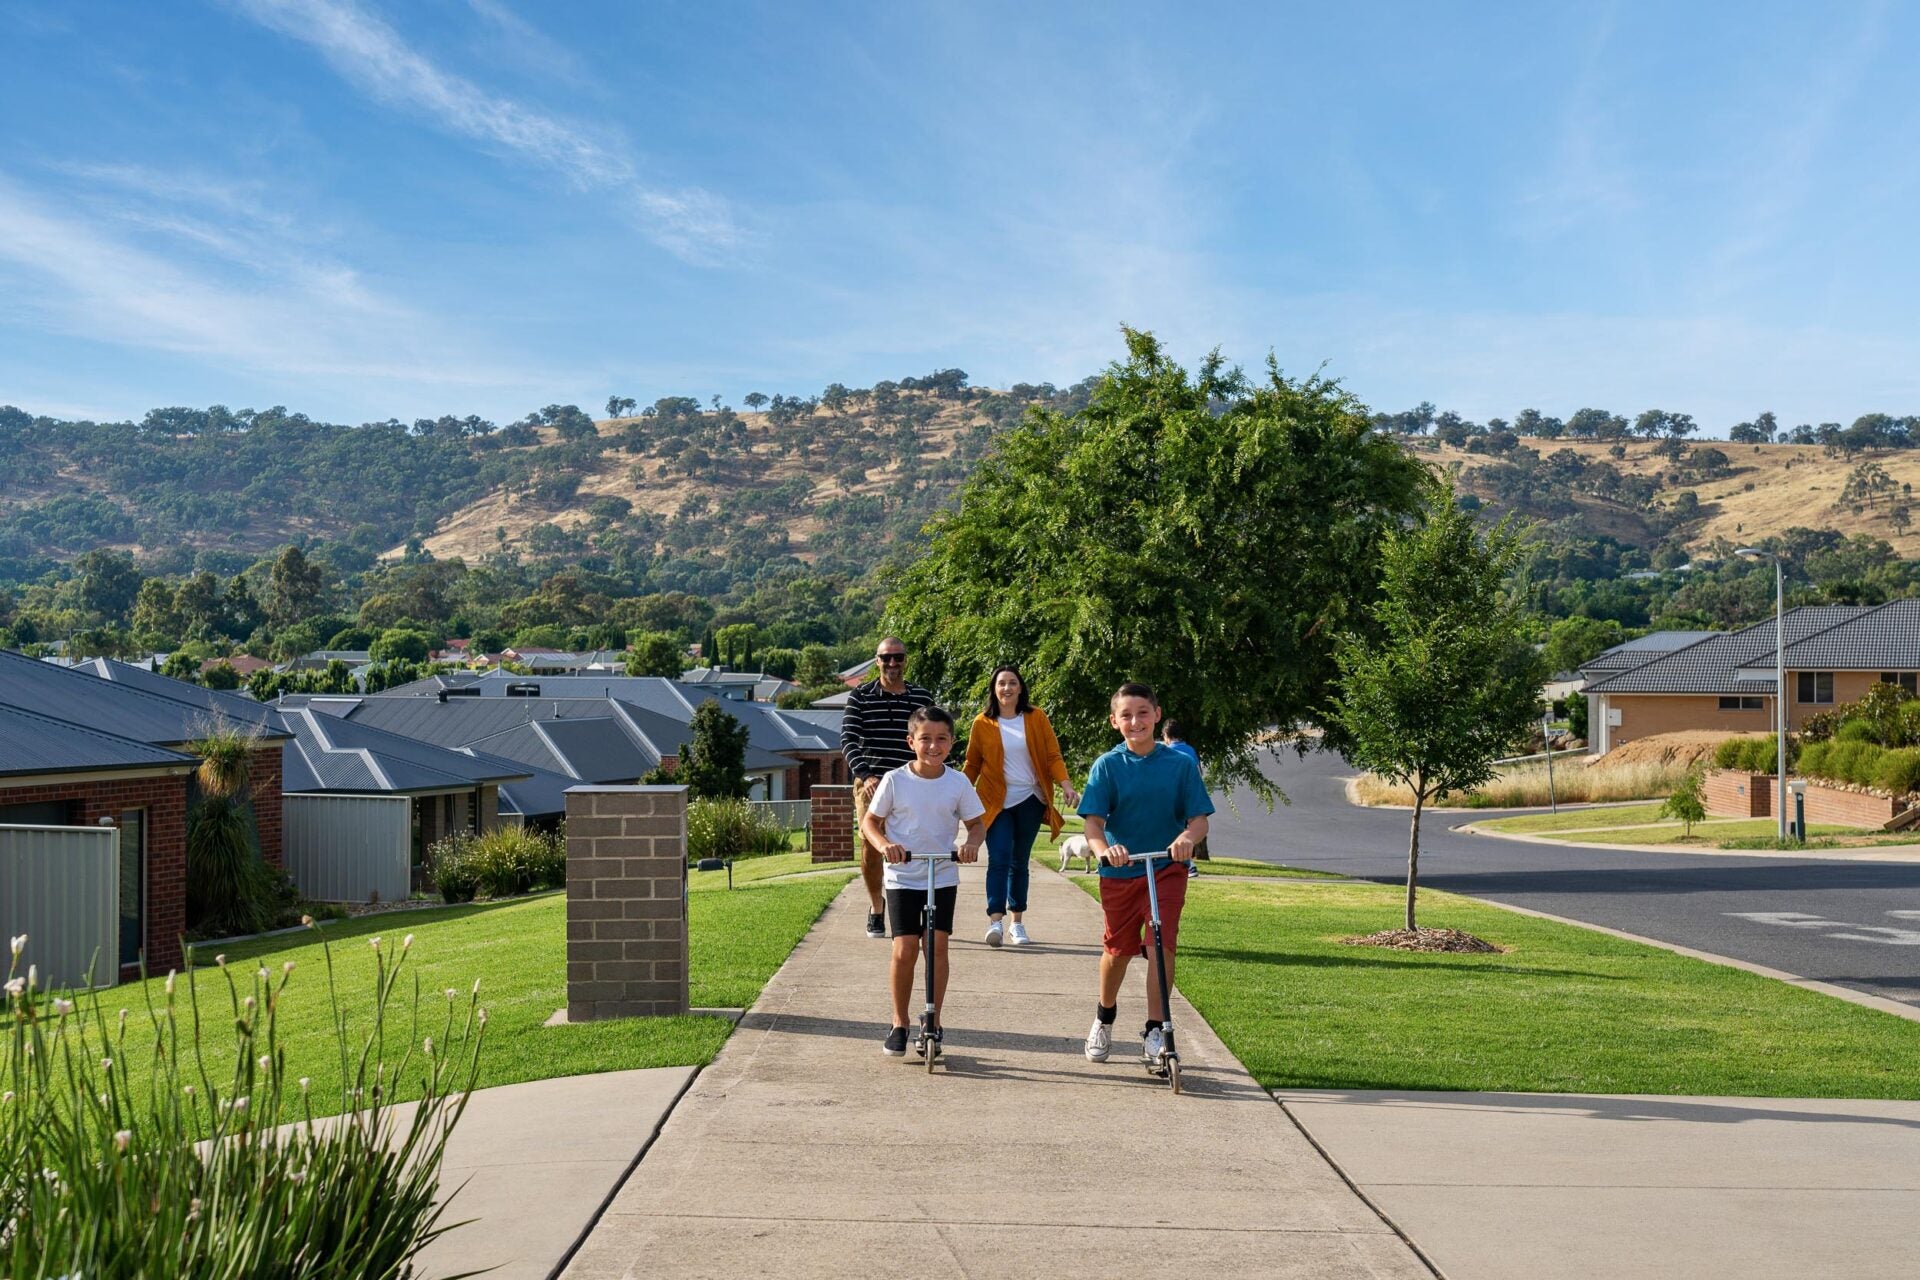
[985,794,1046,916]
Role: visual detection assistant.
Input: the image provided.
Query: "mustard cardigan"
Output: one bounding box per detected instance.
[963,707,1072,837]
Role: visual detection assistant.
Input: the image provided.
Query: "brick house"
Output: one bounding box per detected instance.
[1582,602,1920,753]
[0,652,293,978]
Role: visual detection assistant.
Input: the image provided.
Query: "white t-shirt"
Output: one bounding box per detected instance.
[868,763,985,891]
[998,715,1038,808]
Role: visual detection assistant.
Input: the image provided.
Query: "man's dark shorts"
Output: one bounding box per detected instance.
[886,884,959,938]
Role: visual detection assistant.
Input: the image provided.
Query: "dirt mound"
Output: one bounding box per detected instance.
[1343,928,1505,953]
[1589,730,1769,773]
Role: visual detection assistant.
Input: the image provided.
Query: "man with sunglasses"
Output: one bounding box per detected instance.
[842,638,935,938]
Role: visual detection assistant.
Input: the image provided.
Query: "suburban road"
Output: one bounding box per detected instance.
[1208,749,1920,1009]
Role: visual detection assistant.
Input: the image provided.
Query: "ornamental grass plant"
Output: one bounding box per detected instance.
[1,925,486,1278]
[686,798,789,862]
[430,827,567,904]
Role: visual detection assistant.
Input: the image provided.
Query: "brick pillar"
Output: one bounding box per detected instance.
[810,784,854,864]
[249,746,284,869]
[565,785,689,1020]
[477,784,500,832]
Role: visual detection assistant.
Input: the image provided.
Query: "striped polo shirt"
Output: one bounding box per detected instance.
[841,679,934,780]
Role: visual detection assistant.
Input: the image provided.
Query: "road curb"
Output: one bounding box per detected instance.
[1458,822,1920,864]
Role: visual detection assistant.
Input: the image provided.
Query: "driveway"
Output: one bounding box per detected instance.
[1207,749,1920,1008]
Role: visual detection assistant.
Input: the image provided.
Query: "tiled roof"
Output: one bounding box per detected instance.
[1585,607,1880,694]
[1755,598,1920,672]
[0,703,195,779]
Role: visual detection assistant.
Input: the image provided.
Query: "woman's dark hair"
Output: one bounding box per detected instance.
[983,665,1032,719]
[908,705,955,732]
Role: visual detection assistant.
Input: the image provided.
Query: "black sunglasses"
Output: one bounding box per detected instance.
[877,653,906,664]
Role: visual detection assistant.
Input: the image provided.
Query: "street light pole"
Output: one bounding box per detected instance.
[1774,557,1787,842]
[1739,546,1789,842]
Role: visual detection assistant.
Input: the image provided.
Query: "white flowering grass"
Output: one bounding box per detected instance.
[1,924,487,1277]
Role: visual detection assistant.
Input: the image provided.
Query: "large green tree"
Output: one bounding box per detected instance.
[885,329,1427,795]
[624,631,685,677]
[1329,480,1545,930]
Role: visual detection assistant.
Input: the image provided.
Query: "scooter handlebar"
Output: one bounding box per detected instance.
[902,851,960,861]
[1125,849,1174,864]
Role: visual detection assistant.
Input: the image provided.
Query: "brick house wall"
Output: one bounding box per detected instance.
[247,745,284,869]
[1604,694,1775,748]
[0,773,190,977]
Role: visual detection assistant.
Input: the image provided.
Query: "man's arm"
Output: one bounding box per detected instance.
[840,686,874,783]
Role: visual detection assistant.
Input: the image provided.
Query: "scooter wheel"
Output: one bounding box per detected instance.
[1167,1057,1183,1095]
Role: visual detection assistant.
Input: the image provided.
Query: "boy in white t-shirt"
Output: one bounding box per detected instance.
[861,705,986,1057]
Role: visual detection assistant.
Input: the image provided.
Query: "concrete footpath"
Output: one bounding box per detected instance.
[1279,1090,1920,1280]
[559,864,1431,1279]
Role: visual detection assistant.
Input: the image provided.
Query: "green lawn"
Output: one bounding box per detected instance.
[87,870,853,1123]
[1067,876,1920,1097]
[1479,808,1856,846]
[688,849,836,889]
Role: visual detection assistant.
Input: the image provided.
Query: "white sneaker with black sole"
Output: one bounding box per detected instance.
[1084,1020,1112,1062]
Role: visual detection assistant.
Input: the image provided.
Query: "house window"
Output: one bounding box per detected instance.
[1718,696,1765,711]
[1797,671,1834,704]
[1879,672,1918,694]
[118,810,145,969]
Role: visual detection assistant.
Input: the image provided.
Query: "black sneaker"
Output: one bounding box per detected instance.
[882,1026,909,1056]
[865,912,887,939]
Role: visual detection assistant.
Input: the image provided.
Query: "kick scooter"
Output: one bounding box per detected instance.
[1128,849,1183,1094]
[904,851,958,1073]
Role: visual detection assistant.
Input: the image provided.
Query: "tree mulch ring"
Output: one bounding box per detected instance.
[1342,927,1506,953]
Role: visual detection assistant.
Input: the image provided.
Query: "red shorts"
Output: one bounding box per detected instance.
[1098,863,1188,958]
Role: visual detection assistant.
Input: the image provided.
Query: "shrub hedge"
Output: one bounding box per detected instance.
[430,826,567,903]
[687,799,789,862]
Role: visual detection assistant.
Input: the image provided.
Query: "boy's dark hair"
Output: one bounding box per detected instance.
[908,705,955,732]
[1162,718,1187,741]
[1111,681,1158,707]
[982,665,1032,719]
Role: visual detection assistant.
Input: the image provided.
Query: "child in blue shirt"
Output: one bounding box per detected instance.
[1160,719,1212,873]
[1077,683,1213,1067]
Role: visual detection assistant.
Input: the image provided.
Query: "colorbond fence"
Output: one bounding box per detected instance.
[0,823,118,989]
[283,794,411,903]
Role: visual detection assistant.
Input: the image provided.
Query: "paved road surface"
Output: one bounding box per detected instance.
[1208,749,1920,1008]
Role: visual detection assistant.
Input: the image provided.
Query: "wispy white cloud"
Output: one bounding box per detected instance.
[0,171,532,391]
[230,0,740,261]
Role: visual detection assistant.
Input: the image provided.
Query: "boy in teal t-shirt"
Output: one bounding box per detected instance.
[1076,682,1213,1067]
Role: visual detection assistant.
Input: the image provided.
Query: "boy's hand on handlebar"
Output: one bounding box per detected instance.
[957,838,981,864]
[1169,834,1195,863]
[882,841,908,864]
[1100,842,1131,867]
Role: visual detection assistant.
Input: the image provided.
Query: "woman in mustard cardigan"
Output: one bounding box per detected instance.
[963,665,1078,947]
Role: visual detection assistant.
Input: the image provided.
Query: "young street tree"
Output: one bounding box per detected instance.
[677,700,752,800]
[1330,479,1546,930]
[885,328,1427,794]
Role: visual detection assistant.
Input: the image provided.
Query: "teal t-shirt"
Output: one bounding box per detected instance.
[1077,742,1214,879]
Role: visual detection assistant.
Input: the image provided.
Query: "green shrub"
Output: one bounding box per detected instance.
[429,826,567,902]
[1712,738,1747,770]
[1,928,483,1275]
[1713,735,1789,774]
[1873,748,1920,796]
[1836,719,1878,744]
[1658,768,1708,835]
[687,799,789,862]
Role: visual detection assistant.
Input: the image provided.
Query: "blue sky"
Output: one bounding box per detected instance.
[2,1,1916,432]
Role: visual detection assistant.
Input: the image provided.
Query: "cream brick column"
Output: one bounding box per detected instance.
[564,785,689,1020]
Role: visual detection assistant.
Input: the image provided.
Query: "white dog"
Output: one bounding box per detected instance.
[1057,834,1099,873]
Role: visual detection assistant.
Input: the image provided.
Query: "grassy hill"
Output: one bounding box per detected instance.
[1430,437,1920,555]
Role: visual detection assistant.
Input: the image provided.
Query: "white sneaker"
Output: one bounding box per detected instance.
[1007,922,1031,946]
[1143,1025,1166,1067]
[1084,1020,1112,1062]
[984,920,1004,948]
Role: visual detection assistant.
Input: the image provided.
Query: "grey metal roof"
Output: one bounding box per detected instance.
[1584,607,1880,695]
[0,703,196,779]
[79,658,290,738]
[0,648,287,749]
[485,759,577,819]
[279,707,530,795]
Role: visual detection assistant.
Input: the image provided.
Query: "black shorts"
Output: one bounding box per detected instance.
[886,884,958,938]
